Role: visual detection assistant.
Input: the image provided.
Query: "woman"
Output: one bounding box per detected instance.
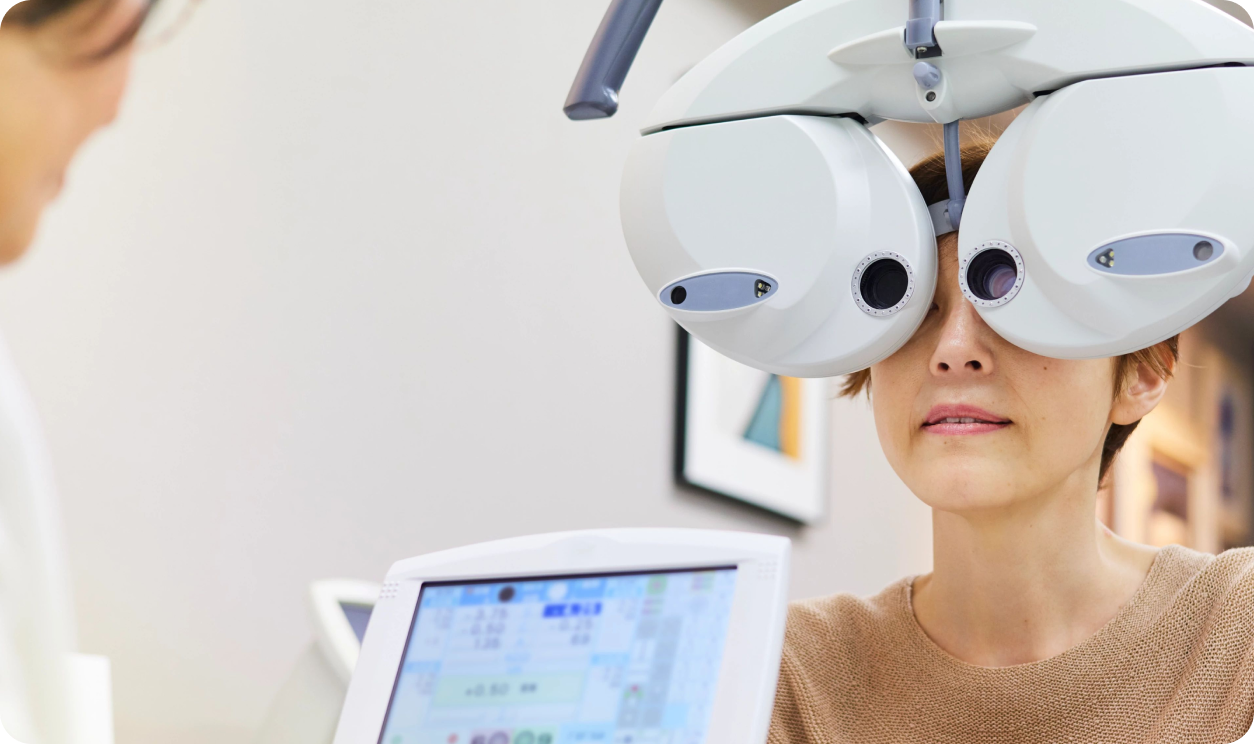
[767,142,1254,744]
[0,2,151,742]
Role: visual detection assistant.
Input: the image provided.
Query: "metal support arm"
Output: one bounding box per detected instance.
[564,0,665,120]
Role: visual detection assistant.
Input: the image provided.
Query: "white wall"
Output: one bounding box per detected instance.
[0,1,931,742]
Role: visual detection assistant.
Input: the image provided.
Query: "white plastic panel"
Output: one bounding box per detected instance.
[67,655,113,744]
[959,67,1254,358]
[620,115,935,377]
[641,0,1254,131]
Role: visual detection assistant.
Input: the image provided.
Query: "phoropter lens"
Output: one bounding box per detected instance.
[967,249,1019,302]
[859,258,909,310]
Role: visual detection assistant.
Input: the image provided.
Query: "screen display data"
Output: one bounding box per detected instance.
[378,568,738,744]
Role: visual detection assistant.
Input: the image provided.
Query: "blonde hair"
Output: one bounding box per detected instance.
[839,142,1179,483]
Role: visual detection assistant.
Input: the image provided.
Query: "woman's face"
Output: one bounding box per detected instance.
[0,0,142,262]
[870,236,1156,514]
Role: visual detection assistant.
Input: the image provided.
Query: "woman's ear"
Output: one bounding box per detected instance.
[1110,360,1171,426]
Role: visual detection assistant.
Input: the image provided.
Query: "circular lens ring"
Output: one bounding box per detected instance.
[959,241,1025,308]
[852,251,916,317]
[860,259,909,309]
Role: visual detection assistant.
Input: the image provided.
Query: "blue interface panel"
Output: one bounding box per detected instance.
[378,568,738,744]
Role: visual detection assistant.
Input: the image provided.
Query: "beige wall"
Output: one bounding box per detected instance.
[0,2,930,742]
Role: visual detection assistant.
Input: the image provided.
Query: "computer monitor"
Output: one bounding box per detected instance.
[256,580,382,744]
[340,602,373,645]
[332,529,790,744]
[310,580,383,683]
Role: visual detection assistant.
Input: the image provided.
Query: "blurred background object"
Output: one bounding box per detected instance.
[1107,313,1254,552]
[253,581,377,744]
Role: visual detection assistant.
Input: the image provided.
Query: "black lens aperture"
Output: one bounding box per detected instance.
[859,258,909,311]
[967,249,1018,302]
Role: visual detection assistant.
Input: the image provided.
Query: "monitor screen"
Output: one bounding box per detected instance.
[341,602,375,644]
[378,567,739,744]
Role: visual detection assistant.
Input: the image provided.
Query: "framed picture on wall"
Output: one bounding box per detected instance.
[675,327,830,524]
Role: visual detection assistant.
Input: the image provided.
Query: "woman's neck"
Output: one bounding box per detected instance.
[911,469,1159,667]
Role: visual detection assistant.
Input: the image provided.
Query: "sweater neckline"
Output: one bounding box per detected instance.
[899,544,1191,674]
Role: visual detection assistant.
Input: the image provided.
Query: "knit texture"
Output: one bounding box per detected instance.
[767,546,1254,744]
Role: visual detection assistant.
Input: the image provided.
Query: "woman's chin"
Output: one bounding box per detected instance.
[903,463,1033,514]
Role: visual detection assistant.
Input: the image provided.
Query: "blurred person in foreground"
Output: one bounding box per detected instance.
[0,1,178,741]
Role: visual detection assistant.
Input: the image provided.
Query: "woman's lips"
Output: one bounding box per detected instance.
[922,404,1012,435]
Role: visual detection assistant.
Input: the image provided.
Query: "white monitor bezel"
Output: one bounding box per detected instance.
[332,528,790,744]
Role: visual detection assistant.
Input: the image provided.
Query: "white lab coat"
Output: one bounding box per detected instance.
[0,334,75,744]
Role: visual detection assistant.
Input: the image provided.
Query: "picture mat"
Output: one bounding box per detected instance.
[680,334,829,523]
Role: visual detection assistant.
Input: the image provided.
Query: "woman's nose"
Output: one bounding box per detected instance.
[929,298,995,378]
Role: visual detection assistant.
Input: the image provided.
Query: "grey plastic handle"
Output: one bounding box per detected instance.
[564,0,665,120]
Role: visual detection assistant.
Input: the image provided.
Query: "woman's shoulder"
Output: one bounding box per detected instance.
[1160,544,1254,605]
[1204,544,1254,574]
[770,577,931,743]
[780,577,918,670]
[786,578,908,627]
[1171,544,1254,616]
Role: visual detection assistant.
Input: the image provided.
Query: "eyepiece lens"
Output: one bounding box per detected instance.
[859,258,909,310]
[1194,241,1214,261]
[670,286,687,305]
[967,249,1019,302]
[985,265,1017,298]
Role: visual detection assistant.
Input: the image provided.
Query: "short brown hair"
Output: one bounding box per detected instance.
[839,138,1179,484]
[6,0,149,60]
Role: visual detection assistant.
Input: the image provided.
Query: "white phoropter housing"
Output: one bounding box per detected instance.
[331,529,790,744]
[567,0,1254,375]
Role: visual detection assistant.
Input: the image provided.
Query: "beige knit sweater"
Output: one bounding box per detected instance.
[767,545,1254,744]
